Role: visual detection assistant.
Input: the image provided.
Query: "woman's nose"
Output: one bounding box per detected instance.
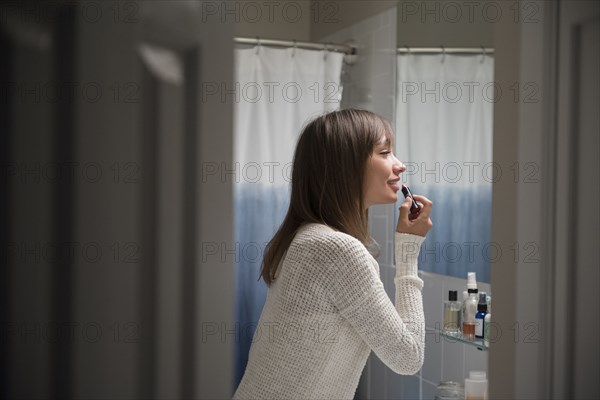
[393,156,406,174]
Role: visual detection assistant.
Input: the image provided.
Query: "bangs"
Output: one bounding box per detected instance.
[373,116,394,148]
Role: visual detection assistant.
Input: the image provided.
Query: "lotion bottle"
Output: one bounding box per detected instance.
[465,370,488,400]
[461,272,478,339]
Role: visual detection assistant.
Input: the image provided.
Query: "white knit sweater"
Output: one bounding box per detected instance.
[233,222,426,400]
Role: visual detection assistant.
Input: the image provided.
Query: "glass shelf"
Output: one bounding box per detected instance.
[439,330,489,351]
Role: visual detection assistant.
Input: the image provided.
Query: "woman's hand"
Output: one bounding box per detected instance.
[396,194,433,237]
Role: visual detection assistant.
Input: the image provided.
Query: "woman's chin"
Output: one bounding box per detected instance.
[381,195,398,205]
[365,194,399,208]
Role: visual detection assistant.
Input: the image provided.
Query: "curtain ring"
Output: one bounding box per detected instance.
[405,45,411,55]
[480,45,486,63]
[292,40,297,57]
[441,46,446,63]
[255,36,261,55]
[323,42,329,60]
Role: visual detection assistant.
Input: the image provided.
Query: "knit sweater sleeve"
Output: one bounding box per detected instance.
[314,231,426,375]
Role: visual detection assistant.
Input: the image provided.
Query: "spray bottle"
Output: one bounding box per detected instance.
[461,272,478,339]
[475,292,488,339]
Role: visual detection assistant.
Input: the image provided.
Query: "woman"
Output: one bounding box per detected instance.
[233,108,433,399]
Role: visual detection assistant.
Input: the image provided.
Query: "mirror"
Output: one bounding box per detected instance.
[232,2,497,398]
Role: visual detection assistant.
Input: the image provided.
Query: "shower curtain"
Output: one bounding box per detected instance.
[395,53,494,283]
[233,46,344,386]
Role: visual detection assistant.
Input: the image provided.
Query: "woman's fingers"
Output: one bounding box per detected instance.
[396,194,433,236]
[411,194,432,216]
[399,196,413,219]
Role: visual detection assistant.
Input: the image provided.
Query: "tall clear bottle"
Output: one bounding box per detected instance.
[461,272,478,339]
[443,290,461,334]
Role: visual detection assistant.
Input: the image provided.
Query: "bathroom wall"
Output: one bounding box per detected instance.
[310,1,397,41]
[234,0,311,40]
[396,0,494,47]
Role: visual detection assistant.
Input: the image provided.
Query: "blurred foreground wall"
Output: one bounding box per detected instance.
[1,1,235,398]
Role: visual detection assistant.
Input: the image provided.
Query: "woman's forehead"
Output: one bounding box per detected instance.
[377,134,392,146]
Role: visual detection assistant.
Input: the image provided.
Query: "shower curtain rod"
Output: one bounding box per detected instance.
[398,46,494,55]
[235,36,356,55]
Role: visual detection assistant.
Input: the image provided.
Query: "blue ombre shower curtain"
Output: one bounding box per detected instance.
[395,53,494,283]
[233,45,344,386]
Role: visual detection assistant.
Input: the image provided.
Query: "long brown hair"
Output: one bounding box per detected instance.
[260,108,394,286]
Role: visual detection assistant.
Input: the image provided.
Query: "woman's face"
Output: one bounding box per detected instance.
[363,135,405,209]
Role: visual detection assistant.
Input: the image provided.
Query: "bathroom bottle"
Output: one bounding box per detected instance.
[443,290,461,334]
[461,272,478,339]
[484,312,492,346]
[465,370,488,400]
[434,381,464,400]
[475,292,488,339]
